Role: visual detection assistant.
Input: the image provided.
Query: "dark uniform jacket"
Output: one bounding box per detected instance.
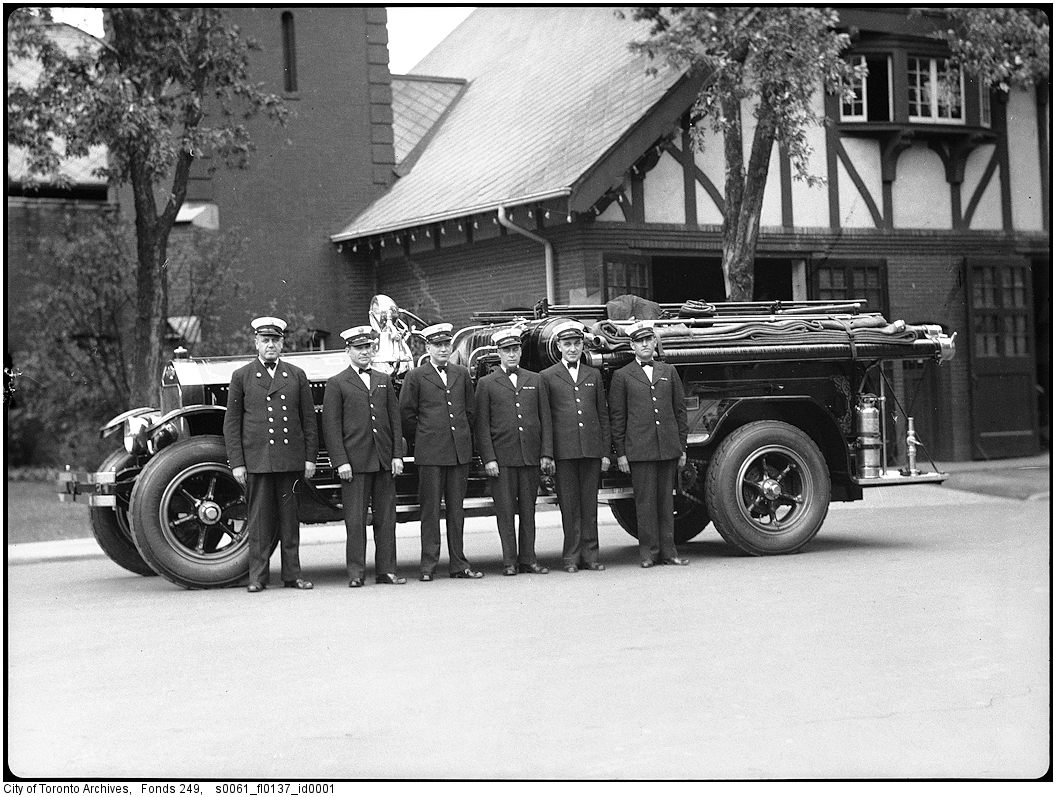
[223,358,319,473]
[399,362,475,466]
[540,361,610,460]
[609,360,687,462]
[321,366,405,473]
[474,368,553,466]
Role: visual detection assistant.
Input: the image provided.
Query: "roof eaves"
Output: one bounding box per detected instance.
[392,73,468,85]
[570,68,707,212]
[330,187,573,243]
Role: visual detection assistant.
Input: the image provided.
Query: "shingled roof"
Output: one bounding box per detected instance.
[391,74,467,173]
[332,6,691,242]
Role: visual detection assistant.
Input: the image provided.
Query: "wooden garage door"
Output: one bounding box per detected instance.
[965,257,1040,458]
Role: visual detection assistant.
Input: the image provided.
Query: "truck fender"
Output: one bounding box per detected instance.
[705,396,855,489]
[143,404,228,452]
[99,407,159,439]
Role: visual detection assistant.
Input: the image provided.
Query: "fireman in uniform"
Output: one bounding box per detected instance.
[609,320,689,568]
[223,316,318,592]
[399,322,483,580]
[474,327,554,576]
[321,325,406,588]
[540,320,611,572]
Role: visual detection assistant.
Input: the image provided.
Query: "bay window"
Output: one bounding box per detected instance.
[907,56,964,123]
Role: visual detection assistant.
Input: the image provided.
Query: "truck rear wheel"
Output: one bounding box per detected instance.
[89,448,156,577]
[705,421,830,555]
[610,494,711,544]
[129,436,259,589]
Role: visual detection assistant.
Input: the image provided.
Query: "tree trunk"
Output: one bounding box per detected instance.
[128,158,168,408]
[720,96,745,300]
[722,108,778,302]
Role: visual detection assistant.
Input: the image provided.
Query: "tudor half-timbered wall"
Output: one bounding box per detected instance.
[352,13,1049,461]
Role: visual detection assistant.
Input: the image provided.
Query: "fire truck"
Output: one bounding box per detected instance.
[59,297,956,589]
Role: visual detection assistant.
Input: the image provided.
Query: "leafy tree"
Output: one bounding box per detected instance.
[623,7,1050,301]
[624,7,861,301]
[5,217,247,467]
[938,7,1050,91]
[7,7,287,406]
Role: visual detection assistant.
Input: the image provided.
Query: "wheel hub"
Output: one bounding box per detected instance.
[761,477,782,500]
[197,500,222,525]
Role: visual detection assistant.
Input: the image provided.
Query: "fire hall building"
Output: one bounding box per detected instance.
[332,7,1050,463]
[7,8,1049,464]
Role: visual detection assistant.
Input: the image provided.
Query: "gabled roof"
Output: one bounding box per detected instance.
[391,74,466,173]
[6,23,109,187]
[332,6,691,242]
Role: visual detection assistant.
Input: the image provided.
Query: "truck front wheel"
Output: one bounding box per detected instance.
[89,448,155,577]
[704,421,830,555]
[129,436,259,589]
[609,494,711,544]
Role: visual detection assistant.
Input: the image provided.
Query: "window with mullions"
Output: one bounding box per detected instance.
[908,56,964,123]
[602,254,650,301]
[971,264,1029,357]
[841,54,893,122]
[812,260,886,314]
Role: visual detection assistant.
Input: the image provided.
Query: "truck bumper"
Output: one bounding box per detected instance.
[56,470,117,507]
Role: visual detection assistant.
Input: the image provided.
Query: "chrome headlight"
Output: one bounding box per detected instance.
[123,415,152,454]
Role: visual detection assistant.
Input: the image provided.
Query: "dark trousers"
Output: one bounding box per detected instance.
[418,463,470,575]
[340,470,397,580]
[555,458,602,566]
[246,470,301,585]
[629,458,679,563]
[490,464,541,566]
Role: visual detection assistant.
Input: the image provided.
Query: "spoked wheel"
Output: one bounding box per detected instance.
[130,436,261,588]
[705,421,830,555]
[158,463,244,556]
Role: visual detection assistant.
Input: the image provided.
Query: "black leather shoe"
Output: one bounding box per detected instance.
[661,557,689,566]
[419,573,433,582]
[563,564,578,573]
[640,560,656,568]
[348,578,365,588]
[247,582,266,593]
[283,578,313,589]
[517,562,549,574]
[450,568,484,579]
[502,566,518,576]
[581,562,605,571]
[376,573,406,585]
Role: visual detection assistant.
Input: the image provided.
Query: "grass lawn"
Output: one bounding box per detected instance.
[7,479,92,544]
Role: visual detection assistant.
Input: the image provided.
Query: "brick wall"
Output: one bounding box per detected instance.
[169,7,396,345]
[886,253,971,461]
[376,234,549,328]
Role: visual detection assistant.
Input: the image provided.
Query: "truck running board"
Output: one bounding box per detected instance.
[854,471,947,487]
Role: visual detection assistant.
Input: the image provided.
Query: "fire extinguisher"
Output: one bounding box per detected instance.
[856,395,882,478]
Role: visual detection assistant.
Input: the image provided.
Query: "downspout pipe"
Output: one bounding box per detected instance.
[497,205,555,305]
